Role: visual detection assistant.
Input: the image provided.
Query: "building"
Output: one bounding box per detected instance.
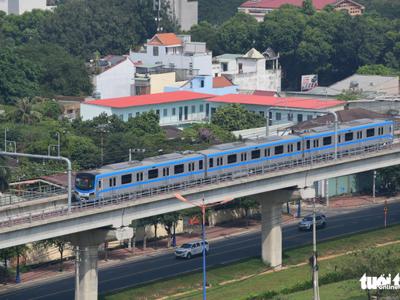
[80,91,214,125]
[213,48,281,93]
[134,64,179,96]
[167,0,198,31]
[90,55,136,100]
[238,0,364,21]
[345,96,400,117]
[0,0,50,14]
[164,75,238,95]
[207,94,345,125]
[328,74,400,98]
[130,33,212,77]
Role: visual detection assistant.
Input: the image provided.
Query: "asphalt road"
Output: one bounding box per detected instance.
[1,201,399,300]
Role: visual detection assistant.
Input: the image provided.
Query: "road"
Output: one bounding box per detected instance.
[1,201,399,300]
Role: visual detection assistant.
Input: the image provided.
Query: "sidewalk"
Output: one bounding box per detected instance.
[0,194,397,291]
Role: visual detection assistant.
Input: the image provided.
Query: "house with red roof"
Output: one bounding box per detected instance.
[130,33,212,77]
[208,94,345,125]
[80,91,215,126]
[238,0,364,21]
[81,90,344,127]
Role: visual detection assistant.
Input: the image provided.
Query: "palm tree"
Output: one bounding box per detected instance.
[13,98,42,125]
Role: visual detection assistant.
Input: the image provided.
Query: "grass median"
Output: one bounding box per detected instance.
[101,224,400,300]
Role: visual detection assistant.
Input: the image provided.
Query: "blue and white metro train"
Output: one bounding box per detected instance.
[74,118,394,203]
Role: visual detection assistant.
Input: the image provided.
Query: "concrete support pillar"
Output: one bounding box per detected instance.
[256,189,296,269]
[67,229,110,300]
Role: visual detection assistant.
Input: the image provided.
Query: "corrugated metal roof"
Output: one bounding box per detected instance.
[83,91,215,108]
[240,0,336,10]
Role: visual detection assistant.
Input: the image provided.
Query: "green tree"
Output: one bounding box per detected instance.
[12,98,42,125]
[357,64,399,76]
[376,166,400,196]
[239,197,259,227]
[190,21,218,50]
[64,135,100,169]
[159,212,180,248]
[302,0,316,15]
[211,104,266,131]
[33,98,63,120]
[34,239,68,272]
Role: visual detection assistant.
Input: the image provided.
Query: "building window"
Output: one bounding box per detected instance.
[307,115,313,121]
[276,112,281,121]
[297,114,303,122]
[199,104,204,112]
[259,111,264,117]
[172,108,176,116]
[128,113,132,119]
[156,109,160,116]
[119,114,124,120]
[200,80,205,88]
[163,108,168,117]
[136,112,140,116]
[191,105,196,113]
[238,63,243,73]
[288,113,293,121]
[206,104,210,117]
[153,46,159,56]
[222,63,228,72]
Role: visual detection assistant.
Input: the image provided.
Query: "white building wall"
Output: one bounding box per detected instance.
[169,0,198,31]
[0,0,8,13]
[8,0,47,14]
[93,59,135,99]
[130,47,212,76]
[80,104,112,121]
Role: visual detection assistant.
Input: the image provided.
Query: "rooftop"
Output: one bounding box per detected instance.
[207,94,345,110]
[84,91,215,108]
[213,76,235,88]
[147,33,182,46]
[328,74,400,93]
[214,54,242,61]
[239,0,336,10]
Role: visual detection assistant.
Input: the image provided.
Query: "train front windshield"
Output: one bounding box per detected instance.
[75,173,95,191]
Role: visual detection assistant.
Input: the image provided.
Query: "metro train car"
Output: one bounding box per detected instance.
[73,118,393,203]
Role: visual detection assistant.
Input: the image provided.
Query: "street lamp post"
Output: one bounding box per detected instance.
[175,193,233,300]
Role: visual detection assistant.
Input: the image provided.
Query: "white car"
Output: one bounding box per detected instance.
[175,241,209,259]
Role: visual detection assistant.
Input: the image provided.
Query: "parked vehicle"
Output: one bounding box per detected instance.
[298,214,327,231]
[174,240,209,259]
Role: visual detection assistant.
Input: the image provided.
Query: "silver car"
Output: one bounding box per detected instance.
[174,241,209,259]
[298,214,327,231]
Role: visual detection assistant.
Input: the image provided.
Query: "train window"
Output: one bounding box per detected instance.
[163,168,170,176]
[313,140,319,148]
[251,149,261,159]
[227,154,237,164]
[209,158,214,168]
[109,177,116,187]
[357,131,363,139]
[345,132,353,141]
[148,169,159,179]
[323,136,332,146]
[113,178,116,186]
[275,145,284,155]
[379,127,384,135]
[199,160,203,170]
[174,164,184,174]
[136,172,143,181]
[109,178,112,186]
[121,174,132,184]
[98,181,102,189]
[306,140,310,149]
[241,153,247,161]
[264,148,271,157]
[297,142,301,151]
[190,163,195,171]
[366,128,375,137]
[287,144,293,153]
[338,135,341,143]
[217,157,223,166]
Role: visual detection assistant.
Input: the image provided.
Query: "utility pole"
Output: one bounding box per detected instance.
[312,197,320,300]
[372,170,377,202]
[129,149,132,162]
[57,132,61,157]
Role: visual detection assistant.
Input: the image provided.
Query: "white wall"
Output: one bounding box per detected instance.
[0,0,8,13]
[8,0,47,14]
[168,0,198,31]
[80,103,112,121]
[93,59,135,99]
